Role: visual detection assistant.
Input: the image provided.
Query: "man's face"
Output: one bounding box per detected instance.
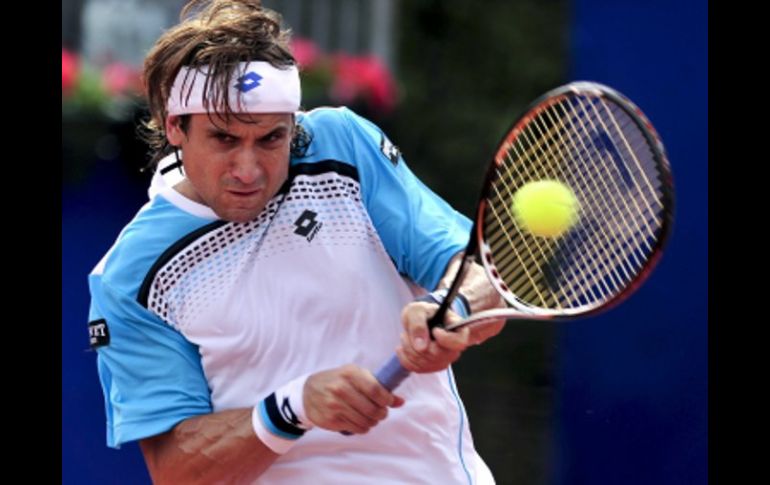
[166,113,294,222]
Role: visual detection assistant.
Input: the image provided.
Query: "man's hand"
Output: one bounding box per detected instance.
[395,301,473,373]
[395,255,508,374]
[303,365,404,434]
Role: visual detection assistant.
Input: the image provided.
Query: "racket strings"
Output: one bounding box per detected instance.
[486,200,555,307]
[552,95,664,301]
[487,119,576,307]
[545,99,664,304]
[484,93,667,310]
[547,96,662,295]
[492,110,604,307]
[568,96,661,245]
[597,98,663,221]
[546,100,651,280]
[486,119,574,307]
[556,100,653,251]
[490,103,626,307]
[505,102,630,306]
[564,97,665,273]
[529,104,635,299]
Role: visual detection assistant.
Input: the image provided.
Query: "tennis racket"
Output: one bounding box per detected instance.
[375,81,675,391]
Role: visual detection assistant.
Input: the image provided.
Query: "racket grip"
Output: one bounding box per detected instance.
[374,354,411,391]
[340,355,410,436]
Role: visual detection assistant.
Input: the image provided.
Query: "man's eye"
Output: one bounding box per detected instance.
[264,131,287,144]
[215,133,236,143]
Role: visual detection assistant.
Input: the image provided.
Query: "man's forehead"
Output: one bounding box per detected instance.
[193,112,294,130]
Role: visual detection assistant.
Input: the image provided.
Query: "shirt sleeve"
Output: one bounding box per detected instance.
[342,109,472,290]
[89,274,212,449]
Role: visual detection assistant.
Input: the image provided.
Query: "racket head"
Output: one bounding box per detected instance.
[476,81,674,319]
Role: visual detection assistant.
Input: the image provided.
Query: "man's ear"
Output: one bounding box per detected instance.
[166,115,185,146]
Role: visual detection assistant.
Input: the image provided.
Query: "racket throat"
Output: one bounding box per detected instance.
[428,252,477,331]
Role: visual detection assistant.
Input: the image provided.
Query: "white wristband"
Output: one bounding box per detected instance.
[275,373,313,430]
[251,373,313,454]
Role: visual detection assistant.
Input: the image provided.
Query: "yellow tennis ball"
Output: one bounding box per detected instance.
[511,180,579,238]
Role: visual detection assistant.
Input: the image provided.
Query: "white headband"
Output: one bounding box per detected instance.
[167,61,301,115]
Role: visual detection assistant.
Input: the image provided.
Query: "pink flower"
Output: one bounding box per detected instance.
[102,62,142,97]
[291,38,322,70]
[330,54,397,114]
[62,48,78,96]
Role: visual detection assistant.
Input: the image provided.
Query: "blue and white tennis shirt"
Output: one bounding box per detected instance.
[88,107,494,484]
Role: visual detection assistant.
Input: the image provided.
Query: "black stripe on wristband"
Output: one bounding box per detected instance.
[263,393,306,438]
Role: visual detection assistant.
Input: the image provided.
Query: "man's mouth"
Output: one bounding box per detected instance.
[228,189,261,197]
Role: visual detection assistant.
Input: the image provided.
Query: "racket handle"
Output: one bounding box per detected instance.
[342,291,470,436]
[374,354,411,391]
[374,290,470,391]
[340,355,410,436]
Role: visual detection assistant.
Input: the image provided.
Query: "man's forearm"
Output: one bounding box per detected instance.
[439,253,506,314]
[438,252,506,344]
[140,408,279,484]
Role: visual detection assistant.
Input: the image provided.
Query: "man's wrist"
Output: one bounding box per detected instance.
[416,288,471,319]
[252,373,313,454]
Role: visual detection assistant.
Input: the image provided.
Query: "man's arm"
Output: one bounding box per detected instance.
[396,252,506,373]
[140,365,404,484]
[438,252,506,345]
[140,408,276,485]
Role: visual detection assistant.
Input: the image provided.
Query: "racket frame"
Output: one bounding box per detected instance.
[429,81,675,330]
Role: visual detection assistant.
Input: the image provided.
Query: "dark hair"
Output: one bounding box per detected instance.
[140,0,308,168]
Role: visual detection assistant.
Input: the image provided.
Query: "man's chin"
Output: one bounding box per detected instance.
[214,207,262,223]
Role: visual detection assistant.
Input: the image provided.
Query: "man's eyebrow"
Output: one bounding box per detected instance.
[205,125,236,136]
[271,124,290,131]
[261,126,289,137]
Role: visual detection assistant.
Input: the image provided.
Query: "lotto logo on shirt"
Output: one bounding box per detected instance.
[294,210,323,242]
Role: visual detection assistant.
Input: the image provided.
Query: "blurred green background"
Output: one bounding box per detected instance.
[393,5,566,482]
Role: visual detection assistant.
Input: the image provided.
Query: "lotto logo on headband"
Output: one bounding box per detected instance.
[235,72,263,93]
[167,62,301,115]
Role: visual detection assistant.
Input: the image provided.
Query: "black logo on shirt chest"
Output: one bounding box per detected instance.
[293,210,323,242]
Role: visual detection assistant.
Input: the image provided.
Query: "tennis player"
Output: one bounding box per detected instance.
[87,0,505,482]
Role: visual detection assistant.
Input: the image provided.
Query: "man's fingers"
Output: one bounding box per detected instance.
[402,302,434,351]
[304,366,402,433]
[432,326,471,351]
[396,330,463,373]
[396,299,479,374]
[350,370,402,409]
